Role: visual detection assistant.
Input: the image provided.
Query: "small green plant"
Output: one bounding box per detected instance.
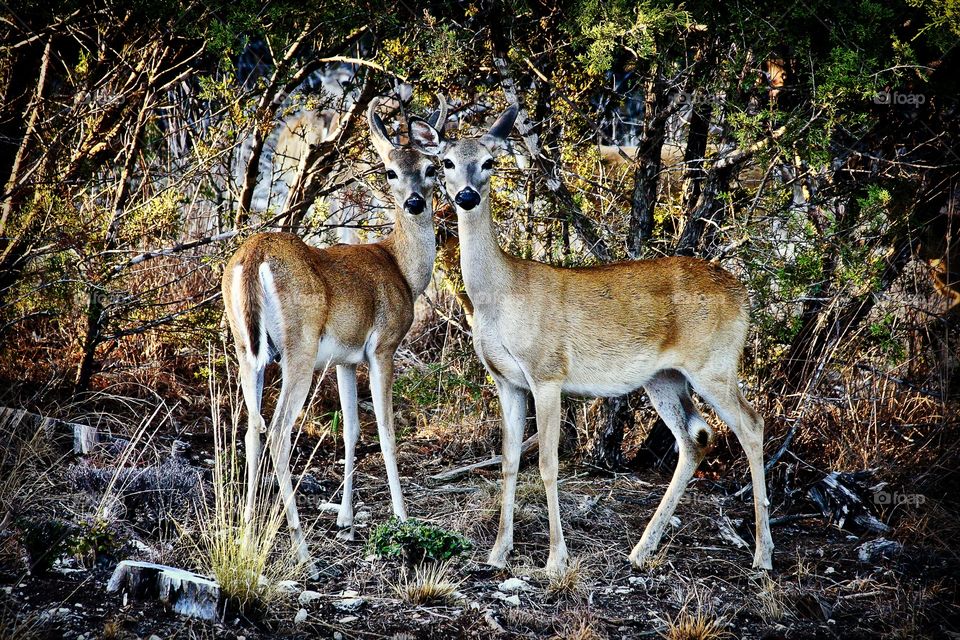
[367,517,472,563]
[868,313,905,362]
[70,517,122,568]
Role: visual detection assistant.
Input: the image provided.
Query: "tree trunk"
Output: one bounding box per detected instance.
[589,395,631,471]
[0,41,52,308]
[675,156,736,257]
[681,104,712,214]
[626,76,667,258]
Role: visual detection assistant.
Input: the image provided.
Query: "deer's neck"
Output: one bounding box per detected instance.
[456,202,513,298]
[381,210,437,297]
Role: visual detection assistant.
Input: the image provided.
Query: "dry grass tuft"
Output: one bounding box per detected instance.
[659,586,731,640]
[546,558,586,597]
[659,611,731,640]
[753,573,788,622]
[391,560,464,605]
[101,617,125,640]
[551,617,606,640]
[0,410,56,518]
[184,347,313,612]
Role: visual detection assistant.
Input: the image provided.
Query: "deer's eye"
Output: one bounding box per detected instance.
[482,158,495,170]
[443,159,455,170]
[425,165,436,177]
[385,169,398,180]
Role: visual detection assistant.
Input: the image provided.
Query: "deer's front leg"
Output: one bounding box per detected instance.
[368,351,407,520]
[531,382,568,573]
[335,365,360,540]
[488,377,527,568]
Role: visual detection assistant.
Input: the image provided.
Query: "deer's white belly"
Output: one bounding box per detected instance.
[314,333,366,369]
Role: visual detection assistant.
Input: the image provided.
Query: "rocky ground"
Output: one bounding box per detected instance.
[2,404,958,639]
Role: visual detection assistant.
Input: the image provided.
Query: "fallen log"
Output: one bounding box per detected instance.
[429,434,539,482]
[0,406,99,454]
[807,469,891,534]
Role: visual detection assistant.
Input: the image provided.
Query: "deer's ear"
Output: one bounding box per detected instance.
[367,98,397,159]
[480,104,518,157]
[426,93,449,131]
[409,118,445,156]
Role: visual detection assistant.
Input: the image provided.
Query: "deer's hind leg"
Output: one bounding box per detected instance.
[266,355,318,577]
[334,364,361,540]
[630,369,711,568]
[688,371,773,570]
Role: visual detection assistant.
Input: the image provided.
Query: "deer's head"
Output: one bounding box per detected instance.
[367,96,448,221]
[411,103,518,215]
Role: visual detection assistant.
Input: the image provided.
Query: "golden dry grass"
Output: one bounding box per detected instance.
[390,560,464,605]
[546,558,586,597]
[183,348,314,611]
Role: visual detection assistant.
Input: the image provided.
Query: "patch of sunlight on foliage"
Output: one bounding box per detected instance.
[393,363,483,412]
[571,0,690,74]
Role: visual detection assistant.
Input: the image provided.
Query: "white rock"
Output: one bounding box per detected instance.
[339,616,358,624]
[294,608,308,625]
[147,636,162,640]
[340,589,360,598]
[355,510,372,523]
[333,597,364,611]
[276,580,301,595]
[334,633,344,640]
[670,516,681,528]
[614,586,631,595]
[497,577,531,593]
[298,590,323,606]
[493,592,520,606]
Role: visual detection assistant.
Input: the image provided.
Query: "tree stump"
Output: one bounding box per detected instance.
[107,560,221,620]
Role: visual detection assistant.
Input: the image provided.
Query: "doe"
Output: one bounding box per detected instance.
[222,96,446,575]
[410,104,773,573]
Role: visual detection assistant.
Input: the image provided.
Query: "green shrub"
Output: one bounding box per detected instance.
[367,517,472,563]
[16,518,74,575]
[69,518,122,568]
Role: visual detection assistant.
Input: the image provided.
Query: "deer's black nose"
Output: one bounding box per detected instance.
[455,188,481,210]
[405,195,426,215]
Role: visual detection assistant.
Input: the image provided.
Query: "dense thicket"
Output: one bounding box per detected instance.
[0,0,957,471]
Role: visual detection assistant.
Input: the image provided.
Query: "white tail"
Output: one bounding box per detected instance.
[422,104,773,573]
[221,96,447,576]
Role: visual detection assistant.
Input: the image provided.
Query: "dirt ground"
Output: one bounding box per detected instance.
[3,401,958,640]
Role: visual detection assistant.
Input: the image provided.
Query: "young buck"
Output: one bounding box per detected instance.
[411,105,773,572]
[222,96,446,575]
